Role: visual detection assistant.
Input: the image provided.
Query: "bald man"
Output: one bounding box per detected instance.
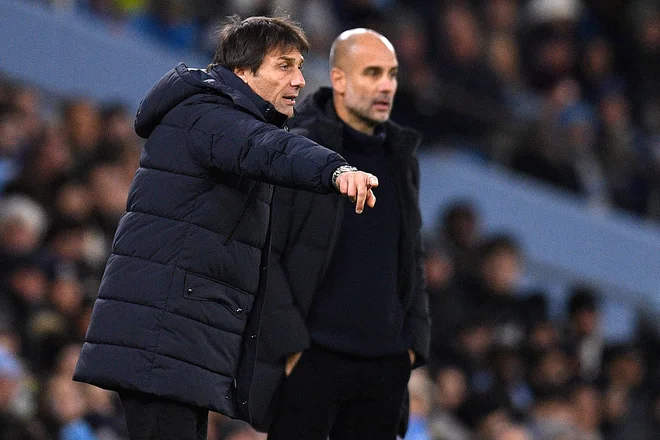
[258,29,429,439]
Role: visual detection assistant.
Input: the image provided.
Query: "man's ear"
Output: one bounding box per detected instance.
[234,67,249,84]
[330,67,346,94]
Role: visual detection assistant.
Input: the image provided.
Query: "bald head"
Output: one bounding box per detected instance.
[329,28,396,69]
[328,28,398,134]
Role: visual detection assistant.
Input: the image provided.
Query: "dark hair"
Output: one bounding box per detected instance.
[209,15,309,73]
[441,201,477,231]
[478,234,520,261]
[567,285,598,317]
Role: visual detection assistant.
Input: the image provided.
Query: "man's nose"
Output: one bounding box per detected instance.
[378,76,396,94]
[291,68,306,89]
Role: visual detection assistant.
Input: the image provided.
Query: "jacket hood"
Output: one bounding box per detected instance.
[135,63,286,138]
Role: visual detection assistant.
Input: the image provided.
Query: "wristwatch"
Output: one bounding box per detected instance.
[331,165,358,190]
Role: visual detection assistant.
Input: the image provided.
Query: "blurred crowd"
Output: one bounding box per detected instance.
[2,0,660,439]
[31,0,660,220]
[412,203,660,440]
[0,79,135,440]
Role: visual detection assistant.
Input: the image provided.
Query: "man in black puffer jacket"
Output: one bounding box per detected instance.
[263,29,430,439]
[73,16,378,440]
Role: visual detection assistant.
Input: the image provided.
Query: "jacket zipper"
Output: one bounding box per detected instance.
[224,183,260,246]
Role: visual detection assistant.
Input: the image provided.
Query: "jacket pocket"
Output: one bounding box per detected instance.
[183,272,254,319]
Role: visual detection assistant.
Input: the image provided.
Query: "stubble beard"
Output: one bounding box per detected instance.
[347,104,386,130]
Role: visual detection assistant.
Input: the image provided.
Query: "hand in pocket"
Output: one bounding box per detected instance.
[285,351,303,377]
[408,349,416,366]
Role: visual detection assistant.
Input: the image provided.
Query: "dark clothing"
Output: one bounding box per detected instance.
[268,344,411,440]
[0,412,39,440]
[73,64,348,424]
[119,390,209,440]
[307,124,405,356]
[427,282,467,369]
[260,87,429,435]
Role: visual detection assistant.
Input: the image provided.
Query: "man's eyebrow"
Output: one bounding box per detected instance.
[277,56,304,64]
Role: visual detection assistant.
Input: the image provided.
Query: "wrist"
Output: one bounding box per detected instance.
[331,165,358,190]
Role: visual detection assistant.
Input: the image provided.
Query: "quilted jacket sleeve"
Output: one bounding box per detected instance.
[191,105,348,194]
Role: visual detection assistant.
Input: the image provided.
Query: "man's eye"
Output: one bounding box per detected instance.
[280,64,290,70]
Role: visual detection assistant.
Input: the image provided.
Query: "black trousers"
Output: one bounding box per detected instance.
[118,389,209,440]
[268,344,411,440]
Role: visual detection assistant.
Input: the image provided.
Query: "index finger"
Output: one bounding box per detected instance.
[355,177,368,214]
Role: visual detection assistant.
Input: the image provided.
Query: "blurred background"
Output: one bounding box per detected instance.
[0,0,659,439]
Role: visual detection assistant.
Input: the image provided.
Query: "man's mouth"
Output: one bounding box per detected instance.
[283,95,297,105]
[373,100,391,111]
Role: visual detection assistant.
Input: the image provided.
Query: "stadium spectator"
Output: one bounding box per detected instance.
[428,366,472,440]
[564,286,605,382]
[0,346,39,440]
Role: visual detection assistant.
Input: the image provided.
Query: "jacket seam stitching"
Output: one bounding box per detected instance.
[110,253,252,295]
[158,122,183,129]
[135,166,206,179]
[119,211,263,249]
[90,297,246,334]
[84,339,238,375]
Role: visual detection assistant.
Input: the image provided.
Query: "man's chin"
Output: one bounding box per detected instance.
[371,114,390,124]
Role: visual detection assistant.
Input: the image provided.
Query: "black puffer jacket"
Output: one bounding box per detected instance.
[73,64,347,421]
